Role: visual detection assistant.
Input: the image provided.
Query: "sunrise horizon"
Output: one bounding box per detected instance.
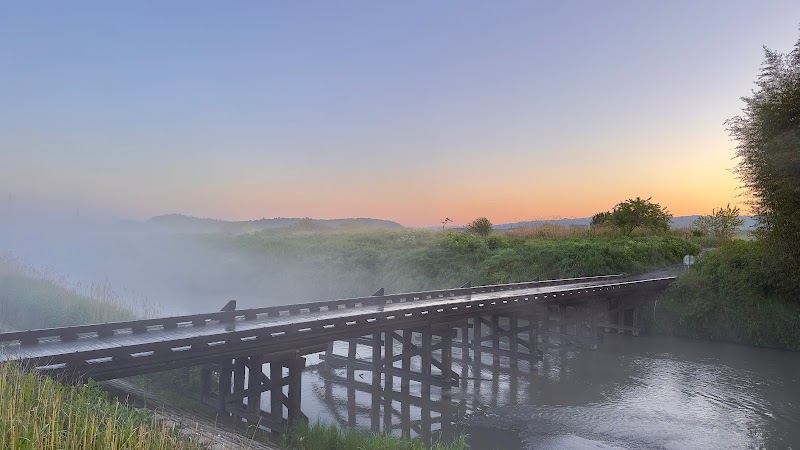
[1,1,791,229]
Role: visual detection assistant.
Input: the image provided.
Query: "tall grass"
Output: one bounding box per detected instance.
[0,363,205,449]
[202,229,700,301]
[0,252,159,330]
[280,421,467,450]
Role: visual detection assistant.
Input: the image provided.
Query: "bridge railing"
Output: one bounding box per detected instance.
[0,277,676,379]
[0,274,625,346]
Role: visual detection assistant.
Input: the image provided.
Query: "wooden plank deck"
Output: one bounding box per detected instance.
[0,275,674,380]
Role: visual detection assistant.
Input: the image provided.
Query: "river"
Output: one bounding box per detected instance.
[298,334,800,450]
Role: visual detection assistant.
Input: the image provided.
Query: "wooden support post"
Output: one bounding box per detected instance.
[200,365,212,404]
[559,304,568,336]
[270,362,283,435]
[218,358,233,414]
[460,324,470,379]
[509,359,519,403]
[347,338,357,382]
[384,331,394,391]
[473,316,482,368]
[528,313,538,365]
[325,341,334,366]
[286,357,305,427]
[421,327,432,395]
[401,329,412,393]
[541,306,550,348]
[460,324,470,362]
[509,315,519,368]
[441,327,453,392]
[492,315,501,367]
[247,355,263,418]
[372,333,381,387]
[371,381,380,432]
[400,395,411,438]
[233,357,247,416]
[589,301,599,347]
[383,391,392,433]
[347,381,356,427]
[421,401,431,444]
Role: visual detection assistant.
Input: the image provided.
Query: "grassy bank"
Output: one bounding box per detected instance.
[280,421,467,450]
[0,363,204,449]
[205,229,700,301]
[0,253,158,330]
[0,255,212,448]
[652,240,800,351]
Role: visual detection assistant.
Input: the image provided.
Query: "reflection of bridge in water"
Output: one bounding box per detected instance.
[313,289,661,445]
[0,274,672,435]
[309,312,624,448]
[316,334,543,445]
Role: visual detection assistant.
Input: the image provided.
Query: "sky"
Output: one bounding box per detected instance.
[1,1,799,227]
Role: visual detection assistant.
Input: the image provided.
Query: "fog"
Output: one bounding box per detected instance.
[0,203,374,317]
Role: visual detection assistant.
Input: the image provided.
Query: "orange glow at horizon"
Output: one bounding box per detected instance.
[194,143,745,228]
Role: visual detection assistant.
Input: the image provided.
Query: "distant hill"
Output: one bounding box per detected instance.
[493,218,591,230]
[492,215,757,231]
[144,214,405,233]
[667,215,757,230]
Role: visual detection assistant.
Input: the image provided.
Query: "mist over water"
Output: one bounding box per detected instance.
[303,335,800,450]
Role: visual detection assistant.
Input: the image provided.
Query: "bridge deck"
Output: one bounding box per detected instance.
[0,275,674,380]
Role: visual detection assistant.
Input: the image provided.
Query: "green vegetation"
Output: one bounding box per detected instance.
[0,254,138,330]
[691,205,744,240]
[655,241,800,350]
[465,216,493,236]
[0,363,204,449]
[281,421,467,450]
[655,31,800,350]
[591,197,672,236]
[727,35,800,272]
[208,228,699,300]
[0,255,213,448]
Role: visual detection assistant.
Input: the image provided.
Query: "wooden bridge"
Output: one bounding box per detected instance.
[0,274,673,433]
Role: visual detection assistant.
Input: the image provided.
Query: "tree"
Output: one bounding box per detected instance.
[440,217,452,231]
[726,33,800,256]
[590,211,612,228]
[692,204,745,239]
[466,217,493,236]
[593,197,672,236]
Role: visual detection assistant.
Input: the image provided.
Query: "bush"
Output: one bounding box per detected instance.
[465,217,493,236]
[654,241,800,350]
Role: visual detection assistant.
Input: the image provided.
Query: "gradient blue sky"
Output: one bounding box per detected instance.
[2,1,799,226]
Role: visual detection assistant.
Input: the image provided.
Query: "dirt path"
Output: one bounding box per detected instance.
[103,379,281,450]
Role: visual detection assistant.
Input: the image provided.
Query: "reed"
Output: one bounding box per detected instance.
[0,252,161,331]
[0,362,206,449]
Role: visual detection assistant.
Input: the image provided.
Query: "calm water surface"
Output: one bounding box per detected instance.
[299,334,800,450]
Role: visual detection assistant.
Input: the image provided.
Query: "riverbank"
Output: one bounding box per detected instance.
[650,240,800,351]
[200,229,700,303]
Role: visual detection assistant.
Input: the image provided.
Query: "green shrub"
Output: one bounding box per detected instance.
[654,241,800,350]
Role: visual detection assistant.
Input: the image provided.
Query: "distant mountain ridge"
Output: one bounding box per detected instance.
[144,214,405,233]
[492,215,757,230]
